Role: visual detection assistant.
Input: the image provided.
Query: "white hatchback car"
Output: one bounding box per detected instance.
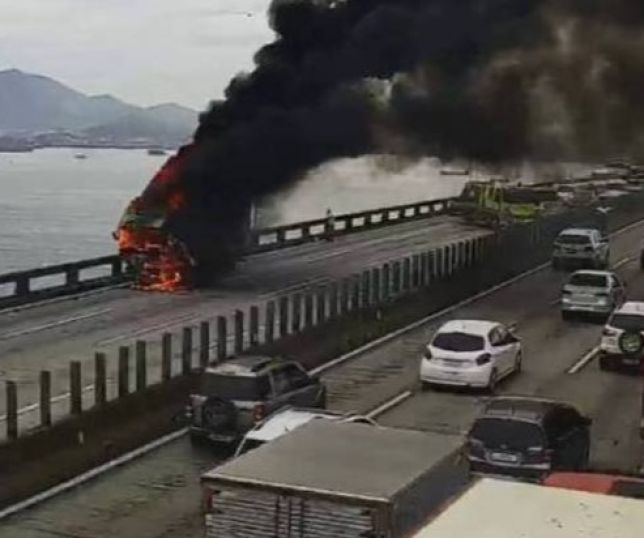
[599,301,644,371]
[420,320,522,391]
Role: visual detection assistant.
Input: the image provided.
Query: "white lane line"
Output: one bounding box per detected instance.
[0,309,112,341]
[0,428,189,522]
[612,256,632,269]
[366,390,413,419]
[0,384,96,423]
[568,346,600,374]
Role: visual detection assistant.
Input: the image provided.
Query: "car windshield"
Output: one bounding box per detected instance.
[469,418,545,450]
[433,331,485,352]
[569,273,607,288]
[200,373,270,401]
[609,313,644,331]
[557,234,591,245]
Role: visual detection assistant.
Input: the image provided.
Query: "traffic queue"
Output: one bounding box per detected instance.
[189,225,644,538]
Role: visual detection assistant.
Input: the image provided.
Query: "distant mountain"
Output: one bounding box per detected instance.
[0,69,197,148]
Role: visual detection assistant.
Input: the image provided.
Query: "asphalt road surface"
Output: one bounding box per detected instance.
[1,217,642,537]
[0,216,488,434]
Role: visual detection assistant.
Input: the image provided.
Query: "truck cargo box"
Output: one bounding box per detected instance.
[412,477,644,537]
[201,421,469,538]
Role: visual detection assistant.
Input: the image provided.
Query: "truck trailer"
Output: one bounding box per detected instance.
[411,476,644,537]
[200,420,469,538]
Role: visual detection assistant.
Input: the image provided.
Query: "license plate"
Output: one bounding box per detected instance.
[490,452,520,463]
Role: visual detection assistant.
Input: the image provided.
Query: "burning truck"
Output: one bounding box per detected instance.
[114,144,252,291]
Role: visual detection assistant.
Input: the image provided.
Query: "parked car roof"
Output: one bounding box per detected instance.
[205,355,284,377]
[243,407,375,443]
[558,227,598,236]
[613,301,644,316]
[437,320,498,337]
[481,396,566,423]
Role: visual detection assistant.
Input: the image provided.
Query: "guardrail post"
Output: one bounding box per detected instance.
[411,254,420,288]
[265,301,275,344]
[15,276,30,296]
[392,261,401,296]
[161,333,172,380]
[40,371,52,427]
[279,296,289,338]
[70,361,82,415]
[95,353,106,405]
[250,306,260,347]
[382,263,391,302]
[199,321,210,368]
[111,258,123,276]
[304,293,314,328]
[65,266,80,286]
[372,267,382,305]
[362,270,372,307]
[403,257,412,292]
[217,316,227,361]
[341,278,351,314]
[316,287,327,325]
[351,276,361,310]
[435,248,444,278]
[234,310,244,354]
[135,340,147,391]
[6,381,18,440]
[329,283,339,318]
[182,327,193,374]
[118,347,129,398]
[419,252,428,286]
[292,293,302,333]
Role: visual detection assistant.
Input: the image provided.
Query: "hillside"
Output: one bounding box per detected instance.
[0,69,197,147]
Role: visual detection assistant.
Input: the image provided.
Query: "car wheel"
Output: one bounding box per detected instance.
[487,369,498,393]
[514,351,523,374]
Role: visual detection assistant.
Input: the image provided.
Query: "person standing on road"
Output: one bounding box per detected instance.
[325,208,335,242]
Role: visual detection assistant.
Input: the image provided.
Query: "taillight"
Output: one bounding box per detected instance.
[423,348,432,360]
[584,246,593,252]
[253,403,266,423]
[475,353,491,366]
[603,327,618,337]
[202,488,219,513]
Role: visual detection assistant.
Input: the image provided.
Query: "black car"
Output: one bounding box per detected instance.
[466,396,591,480]
[187,355,326,445]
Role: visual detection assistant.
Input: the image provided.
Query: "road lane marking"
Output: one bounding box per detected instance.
[568,346,600,374]
[613,256,632,269]
[366,390,413,419]
[0,309,112,341]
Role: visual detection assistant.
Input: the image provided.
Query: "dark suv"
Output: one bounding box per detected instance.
[187,355,326,445]
[466,396,591,480]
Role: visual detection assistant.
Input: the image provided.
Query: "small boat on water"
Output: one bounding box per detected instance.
[147,148,166,156]
[74,153,87,160]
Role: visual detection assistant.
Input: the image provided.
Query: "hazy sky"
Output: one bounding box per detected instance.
[0,0,274,110]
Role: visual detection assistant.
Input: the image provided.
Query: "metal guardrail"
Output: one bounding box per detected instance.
[0,256,130,309]
[0,198,455,309]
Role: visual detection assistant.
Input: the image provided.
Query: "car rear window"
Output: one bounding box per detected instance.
[569,273,607,287]
[609,313,644,331]
[201,374,270,400]
[432,332,485,352]
[469,418,545,450]
[557,234,591,245]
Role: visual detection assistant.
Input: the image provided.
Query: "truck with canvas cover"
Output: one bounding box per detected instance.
[410,476,644,537]
[200,420,468,538]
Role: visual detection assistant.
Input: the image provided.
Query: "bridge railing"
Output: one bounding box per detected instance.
[250,198,453,251]
[0,256,130,308]
[0,197,456,309]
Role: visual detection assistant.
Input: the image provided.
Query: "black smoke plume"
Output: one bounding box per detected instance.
[148,0,644,276]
